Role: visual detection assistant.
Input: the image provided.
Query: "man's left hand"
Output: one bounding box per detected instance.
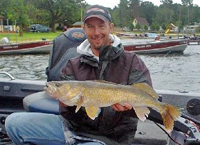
[112,103,132,112]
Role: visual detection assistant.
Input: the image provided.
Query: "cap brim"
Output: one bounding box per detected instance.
[84,15,108,22]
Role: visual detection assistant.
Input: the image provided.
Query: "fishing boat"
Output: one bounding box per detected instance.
[0,40,53,55]
[115,32,189,54]
[189,36,200,45]
[122,38,189,54]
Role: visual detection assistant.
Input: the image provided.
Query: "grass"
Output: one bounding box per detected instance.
[0,31,62,43]
[1,30,195,43]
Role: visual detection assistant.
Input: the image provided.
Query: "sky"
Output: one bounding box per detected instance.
[85,0,200,9]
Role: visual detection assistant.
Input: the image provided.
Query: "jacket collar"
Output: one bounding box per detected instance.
[99,43,124,61]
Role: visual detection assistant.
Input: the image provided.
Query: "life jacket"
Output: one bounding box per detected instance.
[46,28,87,81]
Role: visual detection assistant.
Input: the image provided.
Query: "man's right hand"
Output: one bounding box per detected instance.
[112,103,132,112]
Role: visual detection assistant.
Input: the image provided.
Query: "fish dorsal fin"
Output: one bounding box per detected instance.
[134,107,150,122]
[133,83,159,99]
[85,107,101,120]
[75,96,84,113]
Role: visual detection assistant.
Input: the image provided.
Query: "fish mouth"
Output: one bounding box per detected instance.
[44,82,57,95]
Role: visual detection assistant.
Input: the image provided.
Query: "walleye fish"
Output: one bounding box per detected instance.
[45,80,180,132]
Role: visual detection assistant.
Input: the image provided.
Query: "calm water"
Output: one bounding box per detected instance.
[0,45,200,93]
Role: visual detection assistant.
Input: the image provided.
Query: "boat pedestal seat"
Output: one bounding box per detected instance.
[23,91,59,115]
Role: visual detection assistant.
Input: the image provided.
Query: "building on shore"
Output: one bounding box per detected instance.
[132,17,149,30]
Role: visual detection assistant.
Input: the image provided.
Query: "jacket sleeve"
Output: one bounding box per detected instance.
[60,60,76,81]
[59,60,76,116]
[128,54,152,87]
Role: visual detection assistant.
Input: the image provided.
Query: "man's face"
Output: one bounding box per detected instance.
[83,17,114,51]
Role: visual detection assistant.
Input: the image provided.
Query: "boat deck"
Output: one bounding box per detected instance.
[132,120,169,145]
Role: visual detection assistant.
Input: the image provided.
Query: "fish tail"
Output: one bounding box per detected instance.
[160,104,180,132]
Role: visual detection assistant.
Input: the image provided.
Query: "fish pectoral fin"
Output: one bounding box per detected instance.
[67,92,82,104]
[133,83,159,99]
[75,96,84,113]
[85,107,101,120]
[134,107,150,122]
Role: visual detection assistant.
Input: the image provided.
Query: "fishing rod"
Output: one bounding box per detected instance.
[147,50,172,68]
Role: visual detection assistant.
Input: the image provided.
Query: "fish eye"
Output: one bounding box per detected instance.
[55,83,61,87]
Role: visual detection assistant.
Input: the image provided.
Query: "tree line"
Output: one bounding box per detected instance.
[111,0,200,31]
[0,0,199,35]
[0,0,86,35]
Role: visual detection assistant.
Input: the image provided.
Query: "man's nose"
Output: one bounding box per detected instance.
[94,27,101,35]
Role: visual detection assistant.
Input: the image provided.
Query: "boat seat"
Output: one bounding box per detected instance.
[23,91,59,115]
[46,28,86,81]
[23,28,86,114]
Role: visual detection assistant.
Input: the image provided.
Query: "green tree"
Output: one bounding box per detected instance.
[112,0,132,28]
[151,22,159,31]
[136,23,141,30]
[175,20,183,30]
[6,0,31,36]
[151,23,156,31]
[155,7,174,25]
[144,25,148,31]
[192,5,200,23]
[129,23,134,31]
[182,0,193,24]
[128,0,141,18]
[0,0,9,16]
[31,0,84,32]
[162,23,166,30]
[140,1,157,25]
[155,23,160,31]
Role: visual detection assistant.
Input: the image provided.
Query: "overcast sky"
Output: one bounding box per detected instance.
[85,0,200,9]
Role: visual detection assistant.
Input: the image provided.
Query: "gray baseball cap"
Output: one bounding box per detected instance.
[83,5,112,22]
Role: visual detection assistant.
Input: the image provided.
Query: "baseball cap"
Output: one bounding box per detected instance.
[83,5,112,22]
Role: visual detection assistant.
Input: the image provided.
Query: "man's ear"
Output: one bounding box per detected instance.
[83,24,86,31]
[109,23,114,33]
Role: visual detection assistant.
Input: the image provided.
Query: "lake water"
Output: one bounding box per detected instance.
[0,44,200,93]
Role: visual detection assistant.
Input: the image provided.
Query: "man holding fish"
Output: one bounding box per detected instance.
[5,4,179,145]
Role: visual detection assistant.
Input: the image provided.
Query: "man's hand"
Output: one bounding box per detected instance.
[112,103,132,112]
[59,101,68,107]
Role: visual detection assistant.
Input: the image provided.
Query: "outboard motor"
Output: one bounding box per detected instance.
[0,37,9,44]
